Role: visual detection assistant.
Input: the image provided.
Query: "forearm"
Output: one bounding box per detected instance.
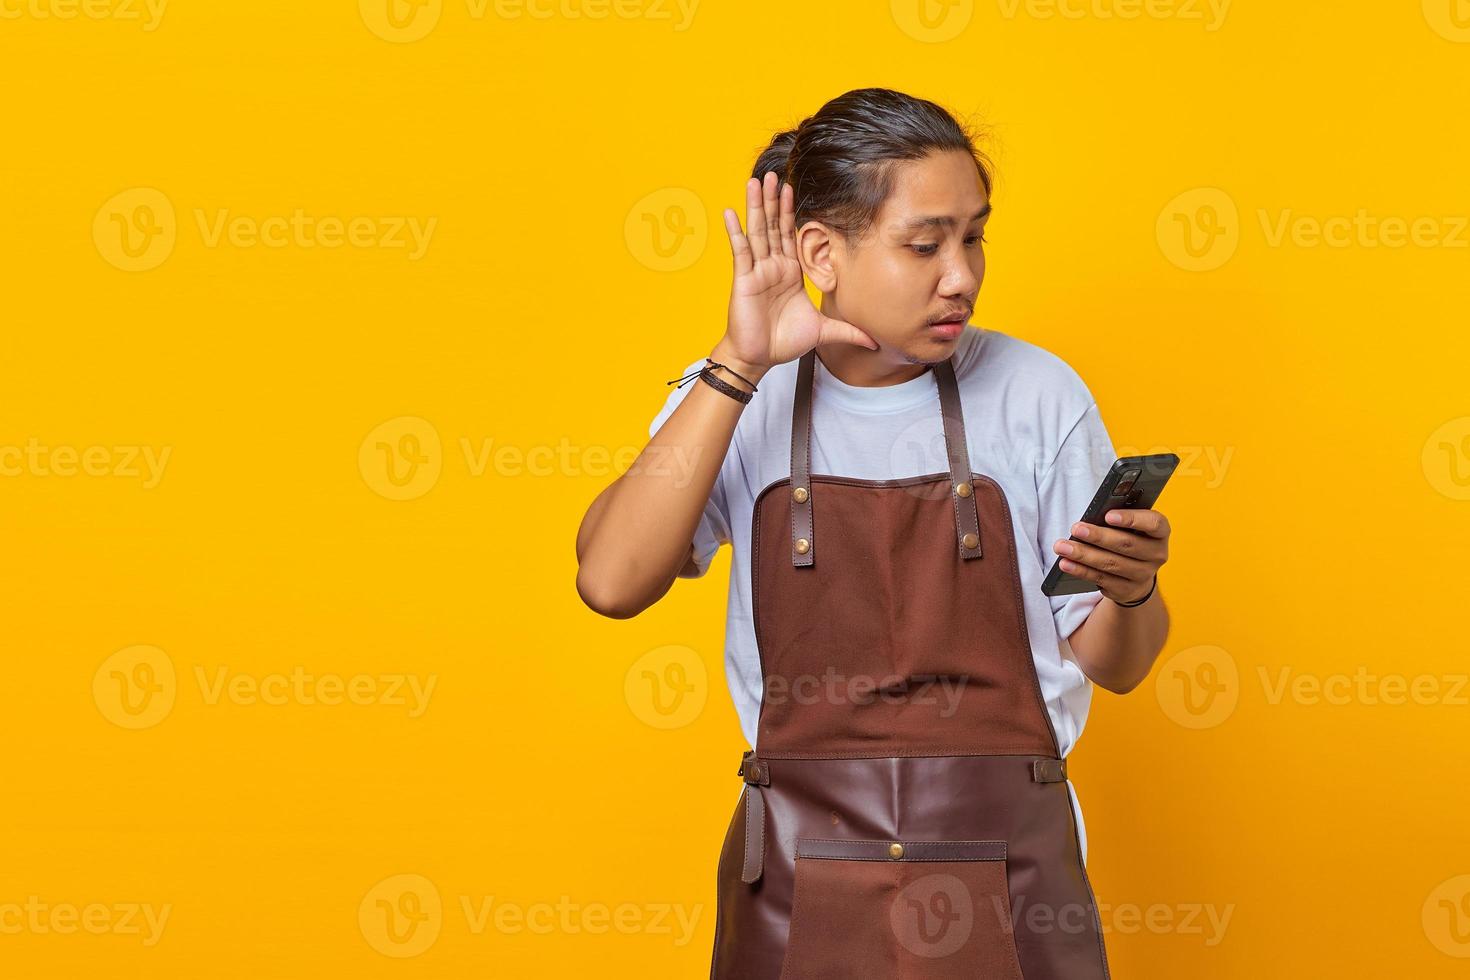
[575,347,765,618]
[1066,587,1171,694]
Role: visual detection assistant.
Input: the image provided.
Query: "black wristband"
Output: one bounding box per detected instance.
[708,359,760,393]
[697,366,753,404]
[1112,574,1157,608]
[667,357,759,394]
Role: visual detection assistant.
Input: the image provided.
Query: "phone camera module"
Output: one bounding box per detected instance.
[1113,469,1141,496]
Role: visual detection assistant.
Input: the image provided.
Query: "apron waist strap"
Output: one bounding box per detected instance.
[1032,758,1069,783]
[734,752,1068,883]
[737,751,769,883]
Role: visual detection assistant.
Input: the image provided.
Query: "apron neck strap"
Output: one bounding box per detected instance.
[787,350,984,567]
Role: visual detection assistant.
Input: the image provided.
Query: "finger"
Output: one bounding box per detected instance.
[762,171,782,257]
[745,177,769,261]
[1056,557,1140,597]
[1070,522,1167,562]
[1103,508,1171,539]
[723,208,753,277]
[778,181,797,259]
[1053,539,1155,580]
[817,316,880,351]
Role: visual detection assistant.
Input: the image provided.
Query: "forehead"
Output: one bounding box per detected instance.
[874,149,990,227]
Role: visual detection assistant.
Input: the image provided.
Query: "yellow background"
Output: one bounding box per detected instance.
[3,0,1469,976]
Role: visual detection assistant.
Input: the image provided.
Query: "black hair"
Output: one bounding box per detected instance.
[751,87,993,241]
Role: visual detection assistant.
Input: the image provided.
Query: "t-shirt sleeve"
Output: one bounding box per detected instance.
[1036,401,1117,640]
[648,359,735,579]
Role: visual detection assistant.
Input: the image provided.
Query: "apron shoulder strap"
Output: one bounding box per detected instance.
[787,351,983,567]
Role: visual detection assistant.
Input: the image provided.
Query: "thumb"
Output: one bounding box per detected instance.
[817,316,879,351]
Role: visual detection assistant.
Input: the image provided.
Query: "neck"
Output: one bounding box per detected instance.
[815,299,937,387]
[815,343,931,387]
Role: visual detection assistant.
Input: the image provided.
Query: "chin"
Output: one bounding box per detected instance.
[895,340,956,366]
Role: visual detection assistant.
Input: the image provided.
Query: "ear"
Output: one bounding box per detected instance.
[795,220,842,293]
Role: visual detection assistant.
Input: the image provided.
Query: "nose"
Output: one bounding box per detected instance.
[939,248,981,299]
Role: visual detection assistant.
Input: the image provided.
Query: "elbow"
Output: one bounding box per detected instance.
[1072,645,1149,695]
[1094,672,1146,696]
[575,566,647,620]
[1083,651,1161,696]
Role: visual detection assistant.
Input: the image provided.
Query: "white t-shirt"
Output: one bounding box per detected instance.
[649,325,1116,861]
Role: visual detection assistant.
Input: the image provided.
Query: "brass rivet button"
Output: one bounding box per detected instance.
[962,532,979,549]
[888,842,904,859]
[795,538,810,554]
[955,482,972,498]
[792,486,809,503]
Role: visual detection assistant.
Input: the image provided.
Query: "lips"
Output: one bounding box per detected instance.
[930,309,970,326]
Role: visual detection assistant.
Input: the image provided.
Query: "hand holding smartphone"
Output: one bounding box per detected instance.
[1040,454,1179,597]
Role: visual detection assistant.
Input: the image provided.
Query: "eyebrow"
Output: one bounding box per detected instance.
[900,204,992,232]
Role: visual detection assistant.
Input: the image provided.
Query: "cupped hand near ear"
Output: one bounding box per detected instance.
[717,171,877,374]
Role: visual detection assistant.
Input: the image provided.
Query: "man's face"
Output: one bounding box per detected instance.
[824,149,990,365]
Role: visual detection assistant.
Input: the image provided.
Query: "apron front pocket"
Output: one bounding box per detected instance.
[778,838,1025,980]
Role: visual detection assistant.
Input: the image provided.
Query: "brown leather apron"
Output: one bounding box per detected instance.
[709,349,1110,979]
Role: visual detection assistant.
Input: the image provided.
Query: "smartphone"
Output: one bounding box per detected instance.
[1040,453,1180,597]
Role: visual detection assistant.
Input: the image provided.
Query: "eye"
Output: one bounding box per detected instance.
[911,234,986,256]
